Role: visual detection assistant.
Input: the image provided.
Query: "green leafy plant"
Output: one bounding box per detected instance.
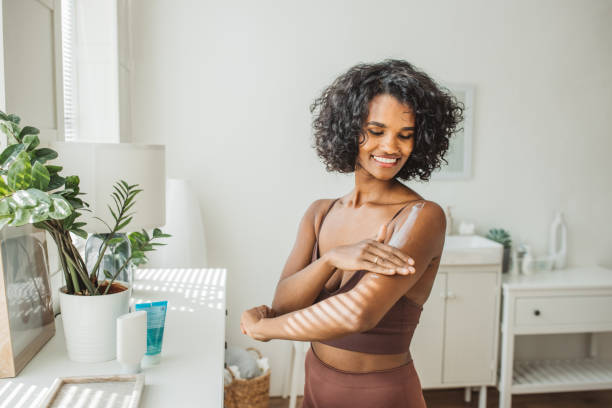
[486,228,512,248]
[0,110,170,295]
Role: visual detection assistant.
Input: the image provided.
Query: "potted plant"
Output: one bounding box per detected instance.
[0,111,170,362]
[486,228,512,273]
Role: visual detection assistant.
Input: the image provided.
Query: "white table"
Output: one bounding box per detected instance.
[0,268,227,408]
[497,265,612,408]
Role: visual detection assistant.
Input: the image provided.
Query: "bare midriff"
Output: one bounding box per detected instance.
[311,341,413,372]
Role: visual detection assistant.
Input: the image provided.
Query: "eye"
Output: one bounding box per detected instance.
[368,129,383,136]
[399,133,414,140]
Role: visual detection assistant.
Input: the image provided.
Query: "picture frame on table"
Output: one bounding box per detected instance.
[430,83,475,180]
[0,224,54,378]
[40,374,145,408]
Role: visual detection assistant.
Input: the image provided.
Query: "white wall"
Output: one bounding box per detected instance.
[127,0,612,395]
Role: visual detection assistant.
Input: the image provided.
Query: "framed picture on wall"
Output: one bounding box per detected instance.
[0,224,54,378]
[431,83,475,180]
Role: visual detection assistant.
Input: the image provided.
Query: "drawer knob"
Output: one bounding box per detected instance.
[533,309,541,316]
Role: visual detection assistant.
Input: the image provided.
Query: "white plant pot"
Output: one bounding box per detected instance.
[59,283,129,363]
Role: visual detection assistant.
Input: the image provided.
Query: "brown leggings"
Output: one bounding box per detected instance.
[302,345,427,408]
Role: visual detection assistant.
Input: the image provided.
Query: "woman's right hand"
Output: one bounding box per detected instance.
[323,224,416,276]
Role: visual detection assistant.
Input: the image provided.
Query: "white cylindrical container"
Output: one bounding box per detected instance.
[117,311,147,374]
[59,282,129,363]
[509,247,520,276]
[145,178,208,268]
[521,245,535,276]
[548,211,567,269]
[444,205,453,236]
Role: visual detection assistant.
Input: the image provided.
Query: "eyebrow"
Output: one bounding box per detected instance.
[367,121,415,131]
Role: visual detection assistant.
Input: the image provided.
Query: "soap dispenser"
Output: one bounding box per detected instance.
[445,206,453,235]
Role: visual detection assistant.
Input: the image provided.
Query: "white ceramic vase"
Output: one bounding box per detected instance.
[59,283,129,362]
[146,178,208,268]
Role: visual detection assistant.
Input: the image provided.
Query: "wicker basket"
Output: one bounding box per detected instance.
[224,347,270,408]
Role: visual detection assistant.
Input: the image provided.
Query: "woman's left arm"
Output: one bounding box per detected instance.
[243,201,446,342]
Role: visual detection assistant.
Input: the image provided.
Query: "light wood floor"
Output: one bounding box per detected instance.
[269,387,612,407]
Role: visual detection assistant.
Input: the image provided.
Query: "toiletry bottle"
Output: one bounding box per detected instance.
[548,211,567,269]
[521,245,534,275]
[510,247,519,276]
[445,206,453,236]
[514,243,528,275]
[116,311,147,374]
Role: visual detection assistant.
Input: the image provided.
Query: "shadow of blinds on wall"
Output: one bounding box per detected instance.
[61,0,78,141]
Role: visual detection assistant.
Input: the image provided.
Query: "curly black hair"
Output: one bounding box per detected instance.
[310,59,465,182]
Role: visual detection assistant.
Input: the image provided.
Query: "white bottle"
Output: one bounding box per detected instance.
[521,246,534,276]
[117,311,147,374]
[548,211,567,269]
[445,206,453,236]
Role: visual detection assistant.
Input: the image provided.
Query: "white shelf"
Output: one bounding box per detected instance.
[512,357,612,394]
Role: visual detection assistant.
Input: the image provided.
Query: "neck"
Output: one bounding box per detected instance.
[347,168,399,208]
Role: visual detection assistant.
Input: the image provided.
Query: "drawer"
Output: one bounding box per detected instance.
[515,295,612,327]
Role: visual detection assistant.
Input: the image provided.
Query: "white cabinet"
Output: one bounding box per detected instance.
[411,273,446,384]
[497,266,612,408]
[411,264,502,408]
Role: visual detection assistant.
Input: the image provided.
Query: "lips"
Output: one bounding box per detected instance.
[372,155,400,167]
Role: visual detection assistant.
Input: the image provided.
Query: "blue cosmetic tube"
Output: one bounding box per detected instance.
[135,300,168,365]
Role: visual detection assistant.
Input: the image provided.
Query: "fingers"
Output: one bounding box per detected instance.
[366,245,414,271]
[361,260,400,275]
[366,248,406,270]
[375,223,387,242]
[363,251,416,275]
[369,240,415,266]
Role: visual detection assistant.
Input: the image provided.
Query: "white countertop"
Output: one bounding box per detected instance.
[502,265,612,291]
[0,268,227,408]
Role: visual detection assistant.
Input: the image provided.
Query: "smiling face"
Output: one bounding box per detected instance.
[355,94,416,180]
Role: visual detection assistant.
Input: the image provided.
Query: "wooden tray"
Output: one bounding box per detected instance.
[40,374,144,408]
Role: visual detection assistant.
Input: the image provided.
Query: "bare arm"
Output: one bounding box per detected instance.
[271,200,337,316]
[270,199,411,316]
[251,201,446,342]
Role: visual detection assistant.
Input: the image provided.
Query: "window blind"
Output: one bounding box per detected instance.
[60,0,78,141]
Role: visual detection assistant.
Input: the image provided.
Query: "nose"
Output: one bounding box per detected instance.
[379,132,400,154]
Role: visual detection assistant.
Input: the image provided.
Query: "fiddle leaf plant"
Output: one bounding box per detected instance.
[0,110,170,295]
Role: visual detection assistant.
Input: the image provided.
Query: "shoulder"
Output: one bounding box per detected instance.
[396,198,445,224]
[304,198,335,216]
[300,198,337,227]
[414,200,446,232]
[392,199,446,248]
[420,200,445,222]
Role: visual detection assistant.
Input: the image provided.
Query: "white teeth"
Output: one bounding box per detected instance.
[373,156,398,164]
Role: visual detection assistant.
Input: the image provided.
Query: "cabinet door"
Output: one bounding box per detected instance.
[443,272,497,383]
[411,272,446,387]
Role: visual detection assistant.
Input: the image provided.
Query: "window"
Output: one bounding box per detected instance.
[61,0,79,141]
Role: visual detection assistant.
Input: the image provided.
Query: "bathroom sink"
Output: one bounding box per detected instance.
[440,235,503,265]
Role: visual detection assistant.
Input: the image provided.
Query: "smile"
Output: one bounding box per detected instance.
[372,155,400,167]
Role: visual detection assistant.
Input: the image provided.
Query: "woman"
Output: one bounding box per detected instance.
[241,59,464,407]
